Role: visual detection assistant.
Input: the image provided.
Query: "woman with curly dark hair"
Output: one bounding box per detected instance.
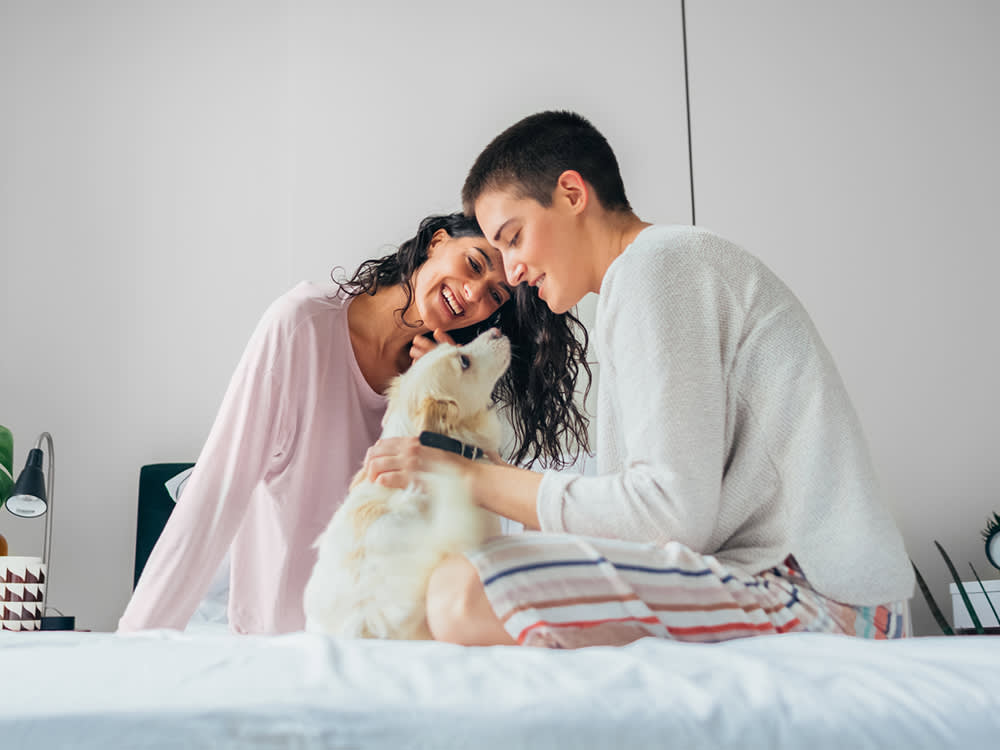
[119,212,591,636]
[338,212,590,469]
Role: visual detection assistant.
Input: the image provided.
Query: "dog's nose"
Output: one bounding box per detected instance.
[488,327,502,339]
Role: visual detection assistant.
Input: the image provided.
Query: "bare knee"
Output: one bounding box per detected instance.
[426,555,514,646]
[426,556,479,643]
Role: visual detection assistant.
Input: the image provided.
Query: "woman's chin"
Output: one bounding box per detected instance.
[538,287,564,314]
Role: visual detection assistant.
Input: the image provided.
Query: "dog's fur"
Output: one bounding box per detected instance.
[303,328,510,639]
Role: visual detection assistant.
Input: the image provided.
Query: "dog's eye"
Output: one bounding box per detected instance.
[459,354,471,370]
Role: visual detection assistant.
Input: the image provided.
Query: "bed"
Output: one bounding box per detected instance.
[3,464,999,748]
[2,628,1000,748]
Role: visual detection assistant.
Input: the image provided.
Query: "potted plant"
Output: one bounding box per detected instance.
[1,424,12,555]
[913,538,1000,635]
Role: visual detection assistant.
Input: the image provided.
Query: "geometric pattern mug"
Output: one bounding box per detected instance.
[1,557,47,631]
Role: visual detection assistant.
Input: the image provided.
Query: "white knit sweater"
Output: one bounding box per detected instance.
[537,225,914,606]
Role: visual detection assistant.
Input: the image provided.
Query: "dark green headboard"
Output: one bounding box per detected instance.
[134,462,194,589]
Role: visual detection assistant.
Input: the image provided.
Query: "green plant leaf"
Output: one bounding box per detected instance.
[982,512,1000,542]
[934,540,984,634]
[0,425,13,508]
[912,560,954,635]
[969,562,1000,627]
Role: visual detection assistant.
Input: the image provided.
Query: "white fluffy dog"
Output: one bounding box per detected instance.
[303,328,510,639]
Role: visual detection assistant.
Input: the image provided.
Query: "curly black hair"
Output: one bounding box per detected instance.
[332,212,591,469]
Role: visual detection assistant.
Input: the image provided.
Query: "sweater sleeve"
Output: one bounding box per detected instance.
[536,247,732,551]
[117,301,287,632]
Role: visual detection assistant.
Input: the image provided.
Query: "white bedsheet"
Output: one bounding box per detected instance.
[2,630,999,749]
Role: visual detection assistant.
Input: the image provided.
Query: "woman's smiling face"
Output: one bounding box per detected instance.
[411,229,512,332]
[473,187,589,315]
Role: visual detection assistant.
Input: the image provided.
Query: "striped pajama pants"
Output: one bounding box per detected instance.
[465,532,907,648]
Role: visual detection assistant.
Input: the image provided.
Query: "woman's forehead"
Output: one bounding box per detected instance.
[457,234,503,265]
[473,188,531,242]
[475,242,513,290]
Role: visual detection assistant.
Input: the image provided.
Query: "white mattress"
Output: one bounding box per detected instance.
[2,629,999,749]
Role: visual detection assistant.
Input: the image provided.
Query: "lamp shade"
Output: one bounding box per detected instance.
[5,448,48,518]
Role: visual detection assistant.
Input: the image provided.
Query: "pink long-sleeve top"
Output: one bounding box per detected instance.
[119,282,387,634]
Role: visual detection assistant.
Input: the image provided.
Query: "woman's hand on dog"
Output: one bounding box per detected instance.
[363,436,467,490]
[363,439,507,490]
[410,328,456,362]
[362,439,542,530]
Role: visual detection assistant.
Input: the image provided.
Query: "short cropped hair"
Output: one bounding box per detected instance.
[462,111,631,215]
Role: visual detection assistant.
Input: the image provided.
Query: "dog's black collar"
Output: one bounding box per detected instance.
[418,430,485,461]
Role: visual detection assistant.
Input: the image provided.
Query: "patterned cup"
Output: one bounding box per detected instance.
[1,601,41,621]
[1,618,39,631]
[1,583,44,603]
[0,559,46,632]
[1,583,25,602]
[23,583,44,603]
[0,556,47,585]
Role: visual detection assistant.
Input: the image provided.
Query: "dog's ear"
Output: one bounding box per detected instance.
[415,396,460,434]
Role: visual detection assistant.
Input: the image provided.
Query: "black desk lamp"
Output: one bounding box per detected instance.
[5,432,74,630]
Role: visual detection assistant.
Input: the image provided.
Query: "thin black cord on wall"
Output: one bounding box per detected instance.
[681,0,696,226]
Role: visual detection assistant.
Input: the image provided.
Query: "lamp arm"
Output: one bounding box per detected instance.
[36,432,54,614]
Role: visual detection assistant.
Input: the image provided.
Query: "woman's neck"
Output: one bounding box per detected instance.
[587,210,652,294]
[347,285,427,392]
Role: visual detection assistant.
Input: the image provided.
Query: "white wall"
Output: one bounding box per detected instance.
[0,0,690,631]
[686,1,1000,635]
